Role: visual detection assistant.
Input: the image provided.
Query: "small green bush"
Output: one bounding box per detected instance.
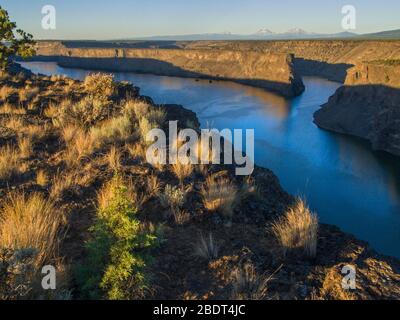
[77,175,159,300]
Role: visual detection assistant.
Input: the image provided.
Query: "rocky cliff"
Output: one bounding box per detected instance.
[184,40,400,82]
[314,62,400,156]
[31,41,305,97]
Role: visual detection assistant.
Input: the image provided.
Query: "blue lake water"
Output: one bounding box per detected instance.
[20,61,400,258]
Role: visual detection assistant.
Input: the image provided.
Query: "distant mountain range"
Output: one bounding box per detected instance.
[123,28,400,41]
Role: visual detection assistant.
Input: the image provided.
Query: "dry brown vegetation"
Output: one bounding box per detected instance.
[0,192,65,266]
[0,145,20,180]
[272,198,318,258]
[201,174,238,217]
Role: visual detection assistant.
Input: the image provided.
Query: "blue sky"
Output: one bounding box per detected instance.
[2,0,400,40]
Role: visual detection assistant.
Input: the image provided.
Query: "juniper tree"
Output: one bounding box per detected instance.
[0,6,35,71]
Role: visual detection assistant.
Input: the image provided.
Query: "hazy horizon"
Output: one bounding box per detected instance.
[2,0,400,40]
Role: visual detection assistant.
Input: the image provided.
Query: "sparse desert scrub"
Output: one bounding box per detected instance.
[0,145,20,180]
[271,198,318,258]
[194,233,219,261]
[49,169,94,200]
[146,174,161,196]
[0,102,26,114]
[22,124,50,143]
[83,73,115,99]
[0,192,65,266]
[55,95,111,128]
[146,107,166,127]
[78,175,158,300]
[36,169,49,187]
[44,102,58,118]
[18,136,33,158]
[172,162,194,183]
[0,248,38,300]
[4,116,24,130]
[126,142,147,161]
[201,174,238,217]
[63,128,95,167]
[171,207,190,225]
[18,86,39,103]
[0,85,16,101]
[107,146,122,172]
[158,184,186,209]
[138,117,155,142]
[123,100,150,120]
[138,107,166,143]
[89,114,136,146]
[231,263,271,300]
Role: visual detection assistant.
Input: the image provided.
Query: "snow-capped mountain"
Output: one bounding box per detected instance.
[253,28,275,36]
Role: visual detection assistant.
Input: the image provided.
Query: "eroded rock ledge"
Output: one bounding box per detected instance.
[314,62,400,156]
[28,41,305,97]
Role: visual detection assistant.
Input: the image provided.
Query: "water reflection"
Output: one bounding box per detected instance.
[20,61,400,257]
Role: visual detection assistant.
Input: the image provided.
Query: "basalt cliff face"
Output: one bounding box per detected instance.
[314,62,400,156]
[183,40,400,82]
[31,41,305,97]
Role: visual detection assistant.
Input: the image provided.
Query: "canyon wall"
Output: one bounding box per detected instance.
[184,40,400,82]
[314,62,400,156]
[32,42,305,97]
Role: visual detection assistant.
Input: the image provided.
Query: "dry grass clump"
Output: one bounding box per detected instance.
[18,136,33,158]
[231,263,271,300]
[123,100,150,120]
[36,170,49,187]
[271,198,318,258]
[0,85,16,101]
[146,107,166,126]
[138,117,155,143]
[146,174,161,196]
[201,174,238,217]
[44,102,58,118]
[62,127,95,167]
[107,146,122,172]
[50,169,95,200]
[0,145,20,180]
[172,162,194,183]
[158,184,186,209]
[22,124,50,143]
[90,115,136,146]
[126,142,147,161]
[83,73,115,98]
[4,116,24,131]
[194,233,219,261]
[137,106,166,143]
[0,192,64,266]
[172,207,190,225]
[18,86,39,103]
[0,103,26,114]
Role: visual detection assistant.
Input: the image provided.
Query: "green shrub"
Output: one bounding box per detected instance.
[77,175,159,300]
[55,96,111,128]
[84,73,115,99]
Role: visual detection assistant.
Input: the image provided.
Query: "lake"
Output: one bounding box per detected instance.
[20,61,400,258]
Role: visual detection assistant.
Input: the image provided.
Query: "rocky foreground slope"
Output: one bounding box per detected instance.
[0,64,399,300]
